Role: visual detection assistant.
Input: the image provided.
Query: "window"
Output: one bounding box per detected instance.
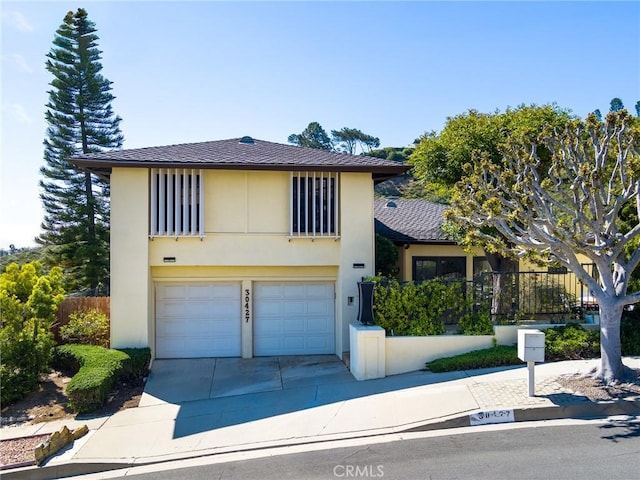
[412,256,466,281]
[150,168,203,237]
[473,256,491,278]
[548,265,568,274]
[290,172,339,238]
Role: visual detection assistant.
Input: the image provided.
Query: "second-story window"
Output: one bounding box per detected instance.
[290,172,339,238]
[150,168,203,238]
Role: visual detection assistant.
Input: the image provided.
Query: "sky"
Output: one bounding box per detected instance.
[1,0,639,250]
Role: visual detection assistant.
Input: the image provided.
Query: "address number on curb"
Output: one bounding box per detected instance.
[469,409,515,426]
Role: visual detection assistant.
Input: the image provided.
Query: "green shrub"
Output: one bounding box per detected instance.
[457,306,494,335]
[370,276,476,336]
[544,323,599,361]
[621,312,640,356]
[374,234,399,277]
[118,348,151,382]
[427,345,523,372]
[53,344,150,413]
[0,262,64,405]
[60,308,110,347]
[426,318,640,374]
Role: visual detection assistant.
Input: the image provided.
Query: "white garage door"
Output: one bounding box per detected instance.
[156,283,241,358]
[254,282,335,356]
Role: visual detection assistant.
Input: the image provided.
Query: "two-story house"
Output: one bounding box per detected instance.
[72,137,407,360]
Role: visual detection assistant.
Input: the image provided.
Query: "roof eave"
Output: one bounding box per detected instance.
[70,159,409,182]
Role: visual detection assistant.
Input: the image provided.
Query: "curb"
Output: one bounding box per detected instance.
[402,398,640,432]
[0,462,129,480]
[3,399,639,480]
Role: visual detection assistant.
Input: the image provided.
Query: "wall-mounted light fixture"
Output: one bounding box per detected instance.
[353,263,365,269]
[163,257,176,263]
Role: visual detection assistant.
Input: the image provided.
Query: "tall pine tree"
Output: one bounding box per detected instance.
[39,8,123,292]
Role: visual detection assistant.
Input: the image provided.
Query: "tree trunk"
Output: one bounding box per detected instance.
[485,253,518,320]
[596,299,625,383]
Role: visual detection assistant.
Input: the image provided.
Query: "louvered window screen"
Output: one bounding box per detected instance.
[150,169,203,238]
[290,172,339,238]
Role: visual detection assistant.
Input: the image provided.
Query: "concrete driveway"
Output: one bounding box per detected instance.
[140,355,356,406]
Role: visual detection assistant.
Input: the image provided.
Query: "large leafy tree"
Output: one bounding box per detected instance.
[448,111,640,383]
[287,122,332,150]
[288,122,380,155]
[410,105,573,314]
[38,9,123,292]
[369,146,416,198]
[331,127,380,154]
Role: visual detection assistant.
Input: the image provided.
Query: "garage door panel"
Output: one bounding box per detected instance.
[156,283,241,358]
[283,302,306,315]
[211,302,239,316]
[304,284,332,297]
[162,285,188,299]
[254,302,282,316]
[258,284,282,299]
[307,336,332,349]
[283,337,305,349]
[254,282,335,356]
[282,284,305,297]
[211,284,239,299]
[307,317,332,332]
[283,318,304,333]
[306,300,331,314]
[254,319,281,335]
[187,284,213,299]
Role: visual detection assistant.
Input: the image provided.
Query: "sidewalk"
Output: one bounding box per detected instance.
[2,358,639,480]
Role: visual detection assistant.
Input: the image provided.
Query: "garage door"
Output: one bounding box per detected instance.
[254,282,335,356]
[156,283,241,358]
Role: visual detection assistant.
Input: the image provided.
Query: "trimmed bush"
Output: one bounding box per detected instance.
[53,344,150,413]
[118,348,151,382]
[427,345,523,372]
[544,323,599,361]
[60,308,110,347]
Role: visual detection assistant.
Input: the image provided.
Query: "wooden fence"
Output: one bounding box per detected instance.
[53,297,110,344]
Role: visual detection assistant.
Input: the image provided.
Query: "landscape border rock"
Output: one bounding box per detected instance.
[34,425,88,466]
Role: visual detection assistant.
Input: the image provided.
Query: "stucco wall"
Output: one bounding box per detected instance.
[111,168,375,358]
[398,244,485,282]
[385,335,494,376]
[110,167,150,349]
[338,173,375,354]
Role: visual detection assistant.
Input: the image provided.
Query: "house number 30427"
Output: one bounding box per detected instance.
[244,289,250,323]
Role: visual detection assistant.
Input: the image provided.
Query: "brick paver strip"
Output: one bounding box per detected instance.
[469,378,592,409]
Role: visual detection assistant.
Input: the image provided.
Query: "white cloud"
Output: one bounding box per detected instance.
[2,11,34,33]
[3,53,33,73]
[3,104,33,124]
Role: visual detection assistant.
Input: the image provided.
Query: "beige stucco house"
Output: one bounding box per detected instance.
[374,198,597,318]
[374,198,490,281]
[72,137,407,360]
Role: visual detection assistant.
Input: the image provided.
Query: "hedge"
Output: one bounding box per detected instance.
[53,344,150,413]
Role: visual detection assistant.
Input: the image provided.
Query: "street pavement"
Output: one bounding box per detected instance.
[1,355,639,480]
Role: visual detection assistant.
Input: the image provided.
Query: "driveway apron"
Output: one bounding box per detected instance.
[140,355,355,407]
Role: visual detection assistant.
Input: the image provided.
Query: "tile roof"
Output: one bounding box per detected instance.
[70,137,409,182]
[374,198,453,244]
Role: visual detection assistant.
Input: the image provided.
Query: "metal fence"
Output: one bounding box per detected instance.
[466,265,598,325]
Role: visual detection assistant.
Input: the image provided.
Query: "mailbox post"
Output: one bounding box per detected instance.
[517,329,545,397]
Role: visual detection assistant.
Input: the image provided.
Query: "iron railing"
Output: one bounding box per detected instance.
[374,265,599,328]
[469,266,598,325]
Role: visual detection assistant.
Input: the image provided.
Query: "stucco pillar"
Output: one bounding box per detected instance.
[110,168,150,350]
